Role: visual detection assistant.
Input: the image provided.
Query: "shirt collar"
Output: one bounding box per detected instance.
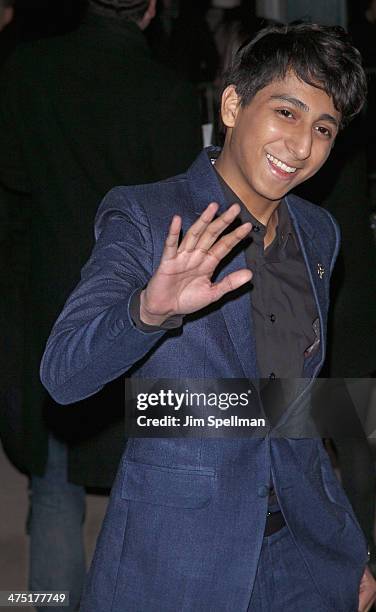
[212,159,296,251]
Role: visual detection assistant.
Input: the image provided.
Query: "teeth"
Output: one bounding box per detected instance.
[266,153,297,173]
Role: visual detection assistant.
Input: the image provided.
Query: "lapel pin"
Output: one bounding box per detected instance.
[317,263,325,279]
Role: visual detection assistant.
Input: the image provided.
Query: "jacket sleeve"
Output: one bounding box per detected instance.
[40,187,165,405]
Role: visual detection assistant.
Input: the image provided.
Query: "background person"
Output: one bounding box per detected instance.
[0,0,201,609]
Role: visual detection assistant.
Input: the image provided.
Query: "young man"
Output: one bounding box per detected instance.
[41,23,376,611]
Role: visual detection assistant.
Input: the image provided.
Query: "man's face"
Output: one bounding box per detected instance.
[218,72,341,209]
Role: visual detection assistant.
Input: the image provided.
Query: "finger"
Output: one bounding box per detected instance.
[161,215,182,261]
[210,268,253,302]
[195,203,245,252]
[207,221,252,264]
[178,202,219,252]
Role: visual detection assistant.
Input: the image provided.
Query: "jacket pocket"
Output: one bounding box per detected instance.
[121,460,215,509]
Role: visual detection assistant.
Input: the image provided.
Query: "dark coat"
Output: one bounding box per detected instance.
[0,12,201,486]
[40,148,367,611]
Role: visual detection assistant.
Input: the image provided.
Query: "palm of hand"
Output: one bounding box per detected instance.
[140,202,253,324]
[147,248,223,315]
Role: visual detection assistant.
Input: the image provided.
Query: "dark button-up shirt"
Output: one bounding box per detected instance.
[213,167,319,512]
[215,169,318,379]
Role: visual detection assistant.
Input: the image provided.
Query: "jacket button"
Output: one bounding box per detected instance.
[258,485,270,497]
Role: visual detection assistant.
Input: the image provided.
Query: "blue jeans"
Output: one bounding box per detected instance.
[29,435,86,612]
[248,526,329,611]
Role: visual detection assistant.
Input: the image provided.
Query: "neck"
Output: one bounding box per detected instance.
[263,209,279,248]
[214,154,281,245]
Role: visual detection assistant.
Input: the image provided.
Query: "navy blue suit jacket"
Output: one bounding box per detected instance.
[41,148,367,611]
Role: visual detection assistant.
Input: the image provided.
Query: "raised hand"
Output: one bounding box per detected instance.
[140,202,253,326]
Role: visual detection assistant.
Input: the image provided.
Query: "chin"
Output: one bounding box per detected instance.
[254,179,292,202]
[259,187,290,202]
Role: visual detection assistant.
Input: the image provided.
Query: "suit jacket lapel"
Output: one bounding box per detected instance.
[187,148,258,379]
[285,196,326,376]
[218,257,258,379]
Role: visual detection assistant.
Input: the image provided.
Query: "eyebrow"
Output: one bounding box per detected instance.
[269,94,339,129]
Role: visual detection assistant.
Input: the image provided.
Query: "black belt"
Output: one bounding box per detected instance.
[263,510,286,536]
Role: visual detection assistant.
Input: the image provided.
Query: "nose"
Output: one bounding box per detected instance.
[285,126,312,161]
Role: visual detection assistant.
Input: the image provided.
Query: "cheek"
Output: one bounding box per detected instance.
[297,149,331,184]
[311,145,332,173]
[253,121,282,148]
[238,114,281,149]
[299,139,331,174]
[265,122,283,139]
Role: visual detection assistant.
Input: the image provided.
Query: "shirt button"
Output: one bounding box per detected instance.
[269,372,276,380]
[253,225,261,233]
[269,314,276,323]
[258,485,270,497]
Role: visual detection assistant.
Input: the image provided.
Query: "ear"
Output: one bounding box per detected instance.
[221,85,241,129]
[138,0,157,30]
[0,6,14,32]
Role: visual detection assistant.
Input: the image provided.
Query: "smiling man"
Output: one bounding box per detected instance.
[216,73,339,219]
[40,23,376,612]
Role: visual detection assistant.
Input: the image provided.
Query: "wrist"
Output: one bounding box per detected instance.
[139,290,173,326]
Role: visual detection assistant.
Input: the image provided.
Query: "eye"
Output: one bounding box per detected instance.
[276,108,294,119]
[315,125,332,138]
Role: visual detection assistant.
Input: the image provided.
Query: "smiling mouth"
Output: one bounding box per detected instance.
[266,153,298,175]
